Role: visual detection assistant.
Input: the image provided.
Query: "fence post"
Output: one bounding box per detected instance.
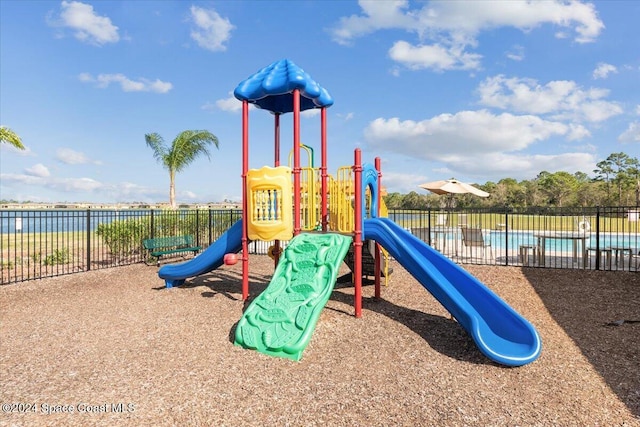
[195,209,200,247]
[427,208,432,246]
[86,209,91,271]
[595,206,601,270]
[150,210,155,239]
[504,209,509,266]
[209,209,213,246]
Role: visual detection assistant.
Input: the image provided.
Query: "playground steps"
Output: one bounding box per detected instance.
[343,240,392,278]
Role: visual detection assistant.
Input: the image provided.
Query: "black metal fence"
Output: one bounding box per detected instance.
[1,206,638,284]
[1,209,241,285]
[389,206,639,271]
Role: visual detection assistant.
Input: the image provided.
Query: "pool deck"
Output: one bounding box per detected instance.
[421,237,639,271]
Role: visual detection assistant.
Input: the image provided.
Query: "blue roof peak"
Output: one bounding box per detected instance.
[233,59,333,114]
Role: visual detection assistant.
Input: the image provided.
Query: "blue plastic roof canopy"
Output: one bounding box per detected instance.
[234,59,333,114]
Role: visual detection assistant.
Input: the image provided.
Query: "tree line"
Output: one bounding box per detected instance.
[383,152,640,209]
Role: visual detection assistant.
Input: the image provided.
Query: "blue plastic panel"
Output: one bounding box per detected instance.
[234,59,333,114]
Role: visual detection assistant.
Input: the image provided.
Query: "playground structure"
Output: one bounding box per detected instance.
[157,59,541,365]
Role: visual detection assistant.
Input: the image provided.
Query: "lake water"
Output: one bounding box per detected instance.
[0,209,240,235]
[1,210,153,234]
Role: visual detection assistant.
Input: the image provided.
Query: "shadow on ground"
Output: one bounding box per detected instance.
[330,285,492,365]
[174,269,271,301]
[204,269,491,366]
[521,267,640,417]
[163,263,497,365]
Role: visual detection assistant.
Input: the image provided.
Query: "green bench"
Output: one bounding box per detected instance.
[143,235,201,265]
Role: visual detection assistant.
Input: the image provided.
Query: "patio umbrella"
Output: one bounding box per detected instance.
[419,179,489,197]
[419,178,489,209]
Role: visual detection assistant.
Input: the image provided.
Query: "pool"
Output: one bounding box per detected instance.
[419,228,640,254]
[489,230,640,253]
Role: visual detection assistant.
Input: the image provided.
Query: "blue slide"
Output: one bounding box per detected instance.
[364,218,541,366]
[158,220,243,288]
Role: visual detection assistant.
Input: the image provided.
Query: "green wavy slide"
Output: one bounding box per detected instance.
[234,233,352,361]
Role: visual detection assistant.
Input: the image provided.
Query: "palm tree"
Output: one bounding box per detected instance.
[145,130,219,208]
[0,126,25,150]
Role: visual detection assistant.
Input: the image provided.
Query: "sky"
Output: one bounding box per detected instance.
[1,0,639,205]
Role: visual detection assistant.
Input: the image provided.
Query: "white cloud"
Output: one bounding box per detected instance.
[363,110,583,161]
[0,173,102,192]
[447,152,596,180]
[329,0,415,46]
[388,40,481,72]
[56,148,101,165]
[50,1,119,45]
[301,109,321,118]
[79,73,172,93]
[337,112,355,121]
[618,122,640,143]
[477,75,622,122]
[380,171,428,194]
[0,173,48,186]
[330,0,603,71]
[0,172,163,201]
[414,1,604,43]
[505,45,525,61]
[362,105,603,182]
[210,93,259,113]
[182,190,197,200]
[593,62,618,79]
[24,164,50,178]
[214,94,242,112]
[566,123,591,141]
[190,6,235,52]
[0,143,35,156]
[200,102,216,112]
[78,72,93,83]
[63,177,103,192]
[104,182,164,200]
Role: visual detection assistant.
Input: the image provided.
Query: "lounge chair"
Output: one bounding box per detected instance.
[435,213,448,227]
[411,227,431,243]
[621,248,640,271]
[461,227,493,261]
[585,246,612,270]
[610,246,634,269]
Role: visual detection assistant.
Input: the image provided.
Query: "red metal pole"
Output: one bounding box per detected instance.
[321,107,328,232]
[374,157,382,299]
[353,148,363,318]
[274,113,280,167]
[274,113,281,267]
[241,100,250,300]
[293,89,301,236]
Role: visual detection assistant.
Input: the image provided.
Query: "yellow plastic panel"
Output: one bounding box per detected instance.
[247,166,293,241]
[299,167,319,231]
[327,166,388,233]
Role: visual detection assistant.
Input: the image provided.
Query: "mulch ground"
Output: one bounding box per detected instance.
[1,256,638,426]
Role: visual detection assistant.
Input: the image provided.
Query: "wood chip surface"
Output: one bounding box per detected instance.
[1,256,638,426]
